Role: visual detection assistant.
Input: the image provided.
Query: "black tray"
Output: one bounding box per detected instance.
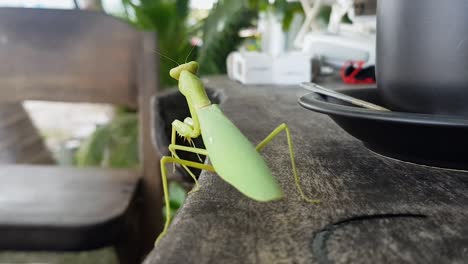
[298,88,468,170]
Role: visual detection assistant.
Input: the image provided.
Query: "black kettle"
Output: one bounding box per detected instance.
[377,0,468,116]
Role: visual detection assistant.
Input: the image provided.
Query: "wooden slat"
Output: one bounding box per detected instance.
[0,8,139,106]
[0,165,140,250]
[0,165,139,225]
[137,32,163,255]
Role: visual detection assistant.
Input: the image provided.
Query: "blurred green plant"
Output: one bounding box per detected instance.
[121,0,196,88]
[196,0,325,75]
[162,182,187,222]
[75,110,187,219]
[196,0,256,74]
[252,0,333,30]
[250,0,304,31]
[75,112,138,168]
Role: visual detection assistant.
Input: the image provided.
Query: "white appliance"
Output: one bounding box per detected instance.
[227,51,311,85]
[302,31,375,67]
[226,8,312,85]
[297,0,377,67]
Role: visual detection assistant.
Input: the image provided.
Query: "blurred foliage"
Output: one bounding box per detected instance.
[196,0,326,74]
[162,182,187,222]
[114,0,333,78]
[250,0,304,31]
[121,0,196,88]
[75,109,187,219]
[251,0,333,30]
[196,0,256,74]
[75,112,138,168]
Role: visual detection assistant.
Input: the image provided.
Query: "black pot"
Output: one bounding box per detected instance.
[377,0,468,116]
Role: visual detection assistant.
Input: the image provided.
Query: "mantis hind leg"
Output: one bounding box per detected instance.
[256,123,320,204]
[157,156,215,246]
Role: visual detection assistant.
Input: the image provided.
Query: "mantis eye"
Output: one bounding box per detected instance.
[169,61,199,80]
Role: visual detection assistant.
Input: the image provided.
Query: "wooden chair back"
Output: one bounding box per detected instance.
[0,7,162,255]
[0,8,142,106]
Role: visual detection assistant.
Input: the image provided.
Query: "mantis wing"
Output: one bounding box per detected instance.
[197,105,283,202]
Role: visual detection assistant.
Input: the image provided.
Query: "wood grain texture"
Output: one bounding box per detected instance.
[145,76,468,264]
[0,8,139,106]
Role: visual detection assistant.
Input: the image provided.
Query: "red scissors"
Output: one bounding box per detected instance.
[340,61,376,84]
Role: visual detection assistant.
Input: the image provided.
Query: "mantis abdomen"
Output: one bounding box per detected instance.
[197,104,283,201]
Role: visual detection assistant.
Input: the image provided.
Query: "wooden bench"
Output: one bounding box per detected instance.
[0,8,162,264]
[146,76,468,263]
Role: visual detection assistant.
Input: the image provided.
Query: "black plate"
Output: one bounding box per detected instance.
[298,88,468,170]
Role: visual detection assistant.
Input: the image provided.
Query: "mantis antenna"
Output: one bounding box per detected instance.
[185,37,201,63]
[154,50,180,66]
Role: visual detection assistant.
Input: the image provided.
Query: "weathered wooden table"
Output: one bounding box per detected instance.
[147,76,468,264]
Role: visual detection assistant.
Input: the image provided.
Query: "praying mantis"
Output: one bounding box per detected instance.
[156,61,319,245]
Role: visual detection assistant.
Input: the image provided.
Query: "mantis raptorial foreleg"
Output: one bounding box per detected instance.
[169,125,206,189]
[169,144,208,156]
[256,123,320,204]
[157,156,215,245]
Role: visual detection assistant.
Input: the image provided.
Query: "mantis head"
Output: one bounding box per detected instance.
[169,61,199,80]
[170,61,211,109]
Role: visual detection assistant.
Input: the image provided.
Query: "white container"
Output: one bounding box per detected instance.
[227,51,312,85]
[302,32,376,67]
[229,51,273,84]
[272,52,311,85]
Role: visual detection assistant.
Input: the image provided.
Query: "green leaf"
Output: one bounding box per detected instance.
[282,2,304,31]
[75,113,139,168]
[75,125,112,167]
[162,182,187,222]
[197,0,256,75]
[119,0,195,88]
[169,181,187,206]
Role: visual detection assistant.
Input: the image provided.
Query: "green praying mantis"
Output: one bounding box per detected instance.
[156,61,319,245]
